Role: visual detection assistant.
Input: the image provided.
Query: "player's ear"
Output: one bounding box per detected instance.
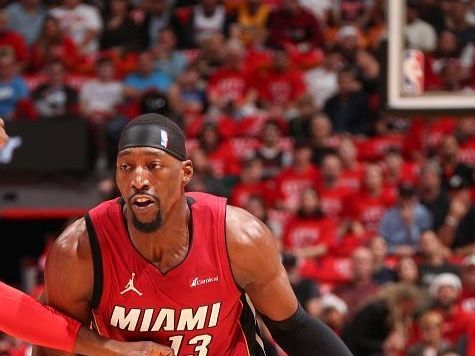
[182,160,193,186]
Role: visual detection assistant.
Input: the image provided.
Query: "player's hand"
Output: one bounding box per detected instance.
[0,117,8,148]
[106,340,175,356]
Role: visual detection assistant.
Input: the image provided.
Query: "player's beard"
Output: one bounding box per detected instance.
[132,210,163,233]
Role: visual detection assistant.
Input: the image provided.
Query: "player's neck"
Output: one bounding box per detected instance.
[126,198,191,271]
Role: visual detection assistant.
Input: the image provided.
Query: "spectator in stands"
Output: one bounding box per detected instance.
[0,10,28,66]
[405,0,437,52]
[150,28,188,81]
[333,26,380,94]
[438,135,474,190]
[194,32,226,79]
[438,60,470,91]
[429,273,474,347]
[49,0,103,54]
[420,160,450,231]
[80,57,124,170]
[307,113,335,165]
[197,122,241,177]
[230,157,269,208]
[320,294,348,335]
[445,0,475,48]
[283,187,335,261]
[383,146,418,194]
[172,0,234,49]
[0,48,28,120]
[304,50,341,110]
[233,0,270,47]
[334,246,380,321]
[460,255,475,314]
[124,51,172,98]
[186,146,227,196]
[338,137,363,193]
[408,310,452,356]
[253,120,291,179]
[169,65,207,117]
[348,164,394,235]
[287,95,318,141]
[255,49,306,113]
[439,174,475,254]
[141,0,173,48]
[80,57,124,124]
[395,256,420,286]
[316,152,352,220]
[379,182,433,257]
[266,0,323,50]
[324,67,371,135]
[6,0,46,46]
[274,142,319,212]
[207,43,256,118]
[419,230,459,288]
[282,252,321,318]
[29,16,80,73]
[369,237,396,285]
[32,61,78,120]
[430,31,474,80]
[342,283,420,356]
[419,0,445,35]
[99,0,141,53]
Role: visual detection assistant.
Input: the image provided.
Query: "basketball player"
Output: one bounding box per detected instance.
[0,119,173,356]
[34,114,352,356]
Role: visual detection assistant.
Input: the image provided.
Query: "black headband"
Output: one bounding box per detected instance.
[118,123,186,161]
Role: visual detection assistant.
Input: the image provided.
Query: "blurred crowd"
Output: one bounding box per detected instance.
[3,0,475,355]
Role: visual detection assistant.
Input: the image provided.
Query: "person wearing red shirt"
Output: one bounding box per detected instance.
[266,0,323,50]
[382,147,420,195]
[207,44,257,117]
[0,10,28,64]
[348,164,395,235]
[429,273,475,346]
[197,123,241,177]
[254,49,306,111]
[338,137,364,193]
[29,16,80,72]
[0,282,172,356]
[316,153,353,220]
[0,120,171,356]
[274,142,319,213]
[230,157,271,208]
[283,187,335,259]
[460,255,475,314]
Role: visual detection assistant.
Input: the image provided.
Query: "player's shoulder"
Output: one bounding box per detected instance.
[49,217,92,262]
[225,205,279,287]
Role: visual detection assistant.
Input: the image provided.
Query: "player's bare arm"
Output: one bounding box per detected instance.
[226,205,353,356]
[32,219,174,356]
[0,118,8,147]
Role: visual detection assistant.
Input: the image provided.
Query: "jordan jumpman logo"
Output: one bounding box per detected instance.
[120,273,143,296]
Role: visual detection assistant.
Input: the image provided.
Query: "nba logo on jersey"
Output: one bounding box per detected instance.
[160,129,168,148]
[402,49,424,96]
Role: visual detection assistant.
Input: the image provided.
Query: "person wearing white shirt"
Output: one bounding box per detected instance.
[406,1,437,52]
[49,0,102,54]
[304,50,342,110]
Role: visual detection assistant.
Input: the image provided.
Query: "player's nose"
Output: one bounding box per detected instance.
[131,168,151,191]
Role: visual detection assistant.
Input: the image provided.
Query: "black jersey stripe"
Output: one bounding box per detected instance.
[240,294,267,356]
[84,213,103,310]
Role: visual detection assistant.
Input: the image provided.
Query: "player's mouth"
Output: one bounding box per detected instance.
[130,195,157,212]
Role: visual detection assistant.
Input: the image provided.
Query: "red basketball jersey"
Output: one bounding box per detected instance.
[86,192,266,356]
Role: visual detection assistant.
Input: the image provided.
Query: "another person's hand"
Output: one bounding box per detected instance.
[0,118,8,148]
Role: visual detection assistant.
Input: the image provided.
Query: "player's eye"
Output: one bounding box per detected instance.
[120,163,131,171]
[148,162,162,170]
